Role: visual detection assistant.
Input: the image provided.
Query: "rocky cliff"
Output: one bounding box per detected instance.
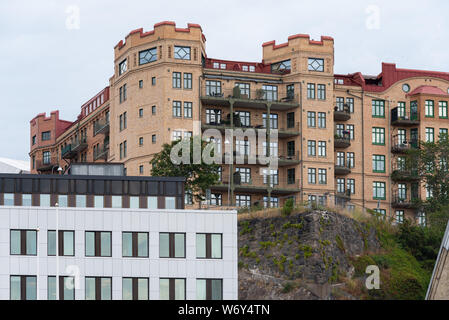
[238,210,381,300]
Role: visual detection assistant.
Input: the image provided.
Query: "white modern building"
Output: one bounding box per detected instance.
[0,173,238,300]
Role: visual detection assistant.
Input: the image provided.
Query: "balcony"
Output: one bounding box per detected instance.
[334,132,351,149]
[61,137,88,159]
[391,164,420,182]
[201,119,300,139]
[391,135,419,154]
[94,144,109,161]
[221,151,300,167]
[334,105,351,121]
[94,119,110,136]
[392,192,421,209]
[336,189,352,201]
[212,175,301,195]
[334,163,352,175]
[36,157,58,172]
[391,108,420,126]
[200,86,299,111]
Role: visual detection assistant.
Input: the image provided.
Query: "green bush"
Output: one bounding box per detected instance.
[282,199,294,216]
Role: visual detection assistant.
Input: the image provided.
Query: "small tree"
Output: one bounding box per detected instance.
[150,137,220,205]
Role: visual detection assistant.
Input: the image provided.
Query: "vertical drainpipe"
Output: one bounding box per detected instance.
[387,99,392,218]
[267,102,272,208]
[230,100,234,206]
[361,90,366,211]
[299,82,304,204]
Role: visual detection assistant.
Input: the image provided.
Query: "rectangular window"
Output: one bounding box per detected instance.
[119,59,127,75]
[426,127,435,143]
[40,194,50,207]
[22,194,32,206]
[373,155,386,173]
[395,211,404,224]
[439,101,448,118]
[235,195,251,207]
[336,152,345,167]
[172,72,182,88]
[318,141,326,157]
[308,58,324,72]
[318,169,327,185]
[337,178,346,194]
[262,169,279,186]
[308,168,316,184]
[85,277,112,300]
[336,97,344,111]
[287,141,295,157]
[236,83,250,97]
[85,231,112,257]
[183,102,192,118]
[196,234,222,259]
[287,112,295,128]
[139,80,143,89]
[236,167,251,184]
[196,279,223,300]
[152,77,156,85]
[122,232,149,258]
[287,169,295,185]
[347,152,355,168]
[32,135,36,145]
[263,196,279,208]
[148,196,158,209]
[262,113,278,129]
[347,98,354,113]
[372,100,385,118]
[10,276,36,300]
[308,140,316,157]
[373,182,386,200]
[173,101,182,118]
[94,195,104,208]
[307,83,315,99]
[165,197,176,209]
[262,85,278,101]
[159,233,186,258]
[346,125,354,140]
[425,100,435,117]
[152,135,156,143]
[440,128,449,139]
[307,112,316,128]
[206,80,222,96]
[47,231,74,256]
[372,127,385,145]
[184,73,192,89]
[160,278,185,300]
[318,112,326,128]
[122,278,149,300]
[317,84,326,100]
[42,131,51,141]
[48,276,75,300]
[347,179,355,194]
[76,195,86,207]
[139,47,157,65]
[10,230,36,255]
[174,46,191,60]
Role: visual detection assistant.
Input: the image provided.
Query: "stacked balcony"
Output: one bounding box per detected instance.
[94,143,109,161]
[391,108,420,126]
[334,104,351,121]
[334,163,351,176]
[36,156,58,172]
[62,137,88,159]
[334,131,351,149]
[392,191,421,209]
[200,86,299,111]
[94,119,110,136]
[391,163,420,182]
[391,135,419,154]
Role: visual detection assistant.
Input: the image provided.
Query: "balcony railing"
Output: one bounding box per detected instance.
[334,104,351,121]
[214,175,301,194]
[200,86,299,108]
[334,132,351,149]
[392,191,421,209]
[61,137,87,159]
[391,135,419,154]
[36,157,58,172]
[94,119,110,136]
[221,151,300,167]
[391,163,420,182]
[391,108,420,126]
[336,189,352,200]
[334,163,352,175]
[94,144,109,161]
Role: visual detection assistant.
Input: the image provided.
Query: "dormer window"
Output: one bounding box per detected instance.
[213,62,219,69]
[119,59,127,75]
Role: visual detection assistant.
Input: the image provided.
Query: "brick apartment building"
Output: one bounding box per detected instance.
[29,21,449,224]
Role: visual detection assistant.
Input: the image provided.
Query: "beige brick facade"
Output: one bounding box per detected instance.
[29,22,449,223]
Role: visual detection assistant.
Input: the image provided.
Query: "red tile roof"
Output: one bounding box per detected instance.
[407,85,449,97]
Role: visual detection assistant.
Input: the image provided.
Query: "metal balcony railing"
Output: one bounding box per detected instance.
[334,131,351,149]
[392,191,421,208]
[94,119,110,136]
[391,108,419,126]
[35,156,58,172]
[94,144,109,161]
[391,135,419,153]
[334,104,351,121]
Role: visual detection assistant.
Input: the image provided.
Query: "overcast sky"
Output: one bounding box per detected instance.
[0,0,447,161]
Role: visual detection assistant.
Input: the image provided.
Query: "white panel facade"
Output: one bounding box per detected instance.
[0,206,238,300]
